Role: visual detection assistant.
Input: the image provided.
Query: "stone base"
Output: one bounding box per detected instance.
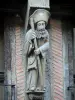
[26,91,45,100]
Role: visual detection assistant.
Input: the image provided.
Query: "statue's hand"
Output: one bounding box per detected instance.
[34,48,40,55]
[31,31,36,39]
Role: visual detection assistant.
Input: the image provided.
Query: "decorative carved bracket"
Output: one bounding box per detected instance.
[26,91,44,100]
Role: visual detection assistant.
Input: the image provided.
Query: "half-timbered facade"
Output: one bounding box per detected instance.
[0,0,74,100]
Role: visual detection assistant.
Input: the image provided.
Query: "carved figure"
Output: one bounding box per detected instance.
[25,9,50,92]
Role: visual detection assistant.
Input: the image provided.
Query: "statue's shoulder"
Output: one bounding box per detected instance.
[26,29,33,36]
[25,29,33,39]
[45,29,49,34]
[45,29,49,37]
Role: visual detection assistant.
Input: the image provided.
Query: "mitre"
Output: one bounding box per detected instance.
[29,9,50,24]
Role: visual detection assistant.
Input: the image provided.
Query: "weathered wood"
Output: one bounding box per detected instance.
[73,28,75,99]
[73,28,75,77]
[4,25,12,100]
[62,21,69,100]
[28,0,50,8]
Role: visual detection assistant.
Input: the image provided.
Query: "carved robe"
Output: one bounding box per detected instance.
[24,29,49,91]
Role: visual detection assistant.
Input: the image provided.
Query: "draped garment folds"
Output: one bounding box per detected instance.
[24,29,49,91]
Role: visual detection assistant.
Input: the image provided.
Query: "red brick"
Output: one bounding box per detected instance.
[17,73,24,77]
[17,97,25,100]
[17,94,25,99]
[53,66,63,73]
[16,55,22,59]
[52,51,62,58]
[53,73,63,80]
[17,79,24,83]
[54,96,63,100]
[54,84,63,90]
[53,71,63,78]
[52,61,62,67]
[16,36,21,40]
[54,79,63,86]
[16,51,22,56]
[15,32,21,36]
[17,85,25,90]
[15,45,22,49]
[16,48,22,52]
[52,55,62,61]
[17,83,25,88]
[16,69,24,74]
[52,42,62,48]
[16,39,21,44]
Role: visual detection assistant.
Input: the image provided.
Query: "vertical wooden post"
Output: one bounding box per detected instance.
[73,28,75,99]
[73,28,75,78]
[62,22,69,100]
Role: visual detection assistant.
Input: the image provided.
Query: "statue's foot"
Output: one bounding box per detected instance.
[36,86,46,91]
[43,87,46,91]
[36,87,41,91]
[30,87,35,91]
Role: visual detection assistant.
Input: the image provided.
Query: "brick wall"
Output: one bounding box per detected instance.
[4,16,25,100]
[15,25,25,100]
[50,19,64,100]
[4,16,71,100]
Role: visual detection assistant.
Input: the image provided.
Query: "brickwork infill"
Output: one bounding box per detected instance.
[50,20,64,100]
[15,26,25,100]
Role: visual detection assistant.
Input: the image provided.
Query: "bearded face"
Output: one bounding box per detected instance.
[36,21,46,31]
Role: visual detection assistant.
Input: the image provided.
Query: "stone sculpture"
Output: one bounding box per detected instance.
[24,9,50,93]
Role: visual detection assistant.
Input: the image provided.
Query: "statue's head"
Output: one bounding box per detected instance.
[36,21,45,31]
[29,9,50,31]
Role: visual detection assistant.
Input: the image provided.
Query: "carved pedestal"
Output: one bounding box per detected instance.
[26,91,44,100]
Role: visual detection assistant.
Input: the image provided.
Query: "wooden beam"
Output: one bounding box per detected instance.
[28,0,50,8]
[0,8,20,12]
